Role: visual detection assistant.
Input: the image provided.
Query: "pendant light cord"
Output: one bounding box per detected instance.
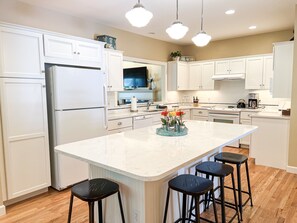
[176,0,179,20]
[201,0,204,31]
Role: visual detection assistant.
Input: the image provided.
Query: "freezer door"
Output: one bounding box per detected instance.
[55,108,107,145]
[53,108,107,189]
[51,66,106,110]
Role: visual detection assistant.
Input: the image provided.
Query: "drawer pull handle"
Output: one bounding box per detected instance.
[118,122,122,125]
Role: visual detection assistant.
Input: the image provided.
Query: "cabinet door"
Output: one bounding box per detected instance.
[262,56,273,90]
[245,57,263,89]
[273,42,294,98]
[201,62,215,90]
[240,119,251,145]
[176,62,189,90]
[215,60,229,74]
[0,78,50,199]
[188,63,202,90]
[229,58,245,74]
[44,34,76,60]
[106,50,123,91]
[0,27,44,78]
[76,41,103,67]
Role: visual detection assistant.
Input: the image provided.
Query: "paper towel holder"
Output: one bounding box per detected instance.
[130,96,138,112]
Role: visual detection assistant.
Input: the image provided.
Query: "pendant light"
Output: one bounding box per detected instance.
[166,0,189,40]
[192,0,211,47]
[125,0,153,28]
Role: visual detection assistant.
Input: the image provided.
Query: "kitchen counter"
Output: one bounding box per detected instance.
[251,111,290,120]
[55,121,257,222]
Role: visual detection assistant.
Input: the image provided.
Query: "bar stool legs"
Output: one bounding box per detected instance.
[163,174,218,223]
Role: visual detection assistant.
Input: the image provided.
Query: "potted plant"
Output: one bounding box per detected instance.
[170,51,182,61]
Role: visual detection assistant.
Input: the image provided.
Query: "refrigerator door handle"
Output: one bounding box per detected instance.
[103,84,108,130]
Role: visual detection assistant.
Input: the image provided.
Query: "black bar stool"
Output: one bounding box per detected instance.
[195,161,240,223]
[67,178,125,223]
[163,174,218,223]
[214,152,253,221]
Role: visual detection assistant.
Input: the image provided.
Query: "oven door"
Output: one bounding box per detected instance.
[208,113,240,147]
[208,113,240,124]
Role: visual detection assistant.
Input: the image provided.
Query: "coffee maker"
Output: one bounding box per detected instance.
[248,93,259,109]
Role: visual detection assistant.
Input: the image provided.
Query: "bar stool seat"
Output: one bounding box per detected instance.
[163,174,218,223]
[68,178,125,223]
[214,152,253,221]
[195,161,240,223]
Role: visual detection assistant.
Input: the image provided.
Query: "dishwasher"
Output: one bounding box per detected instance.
[133,115,153,129]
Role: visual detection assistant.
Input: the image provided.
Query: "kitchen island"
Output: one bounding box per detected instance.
[56,121,257,223]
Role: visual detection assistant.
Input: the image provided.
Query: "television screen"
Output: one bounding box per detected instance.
[123,67,147,89]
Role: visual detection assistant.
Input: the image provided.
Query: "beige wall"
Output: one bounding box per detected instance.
[288,6,297,167]
[183,30,293,60]
[0,0,182,62]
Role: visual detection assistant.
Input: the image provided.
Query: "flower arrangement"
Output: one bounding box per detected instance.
[159,109,187,134]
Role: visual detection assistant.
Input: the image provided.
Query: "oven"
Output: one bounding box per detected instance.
[208,110,240,147]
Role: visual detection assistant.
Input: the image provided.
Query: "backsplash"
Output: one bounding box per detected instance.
[167,80,290,106]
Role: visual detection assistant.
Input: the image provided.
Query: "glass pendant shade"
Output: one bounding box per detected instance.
[192,31,212,47]
[166,21,189,40]
[125,3,153,28]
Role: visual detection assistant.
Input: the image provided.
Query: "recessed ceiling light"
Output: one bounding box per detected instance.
[249,25,257,30]
[225,9,235,15]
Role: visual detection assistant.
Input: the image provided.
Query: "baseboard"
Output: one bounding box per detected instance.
[0,205,6,216]
[287,165,297,174]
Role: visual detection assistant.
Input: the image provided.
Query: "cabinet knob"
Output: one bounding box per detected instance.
[77,52,80,55]
[198,111,202,114]
[73,52,77,54]
[117,122,122,126]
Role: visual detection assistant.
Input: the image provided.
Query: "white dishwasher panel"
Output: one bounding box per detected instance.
[133,115,153,129]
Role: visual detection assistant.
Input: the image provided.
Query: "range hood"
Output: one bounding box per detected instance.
[212,73,245,80]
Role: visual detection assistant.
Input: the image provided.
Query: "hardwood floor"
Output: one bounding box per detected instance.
[0,147,296,222]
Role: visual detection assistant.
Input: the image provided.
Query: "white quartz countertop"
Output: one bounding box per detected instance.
[251,111,290,120]
[55,121,257,181]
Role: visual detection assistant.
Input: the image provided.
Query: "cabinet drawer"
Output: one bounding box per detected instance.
[108,118,132,130]
[108,127,132,135]
[191,109,208,116]
[192,116,208,121]
[241,111,258,120]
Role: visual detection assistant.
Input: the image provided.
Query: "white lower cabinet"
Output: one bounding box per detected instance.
[108,118,133,134]
[239,111,259,146]
[191,109,208,121]
[250,116,290,170]
[0,78,51,199]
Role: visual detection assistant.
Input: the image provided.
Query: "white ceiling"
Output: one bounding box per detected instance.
[20,0,297,45]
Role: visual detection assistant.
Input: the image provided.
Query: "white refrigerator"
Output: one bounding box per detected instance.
[46,66,108,190]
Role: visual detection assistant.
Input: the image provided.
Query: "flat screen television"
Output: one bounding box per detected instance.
[123,67,147,89]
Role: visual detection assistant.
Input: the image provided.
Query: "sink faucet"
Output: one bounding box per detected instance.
[146,100,152,110]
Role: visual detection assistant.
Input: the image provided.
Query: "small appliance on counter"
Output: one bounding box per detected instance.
[237,99,246,108]
[248,93,259,109]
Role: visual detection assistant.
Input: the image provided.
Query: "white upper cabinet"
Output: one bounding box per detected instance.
[188,63,202,90]
[272,41,294,98]
[0,27,45,78]
[245,57,264,89]
[262,56,273,89]
[104,49,123,91]
[167,61,189,91]
[0,78,51,199]
[215,58,245,75]
[245,55,273,90]
[169,61,214,91]
[44,34,104,68]
[201,62,215,90]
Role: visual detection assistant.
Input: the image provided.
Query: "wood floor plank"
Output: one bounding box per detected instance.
[0,147,296,222]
